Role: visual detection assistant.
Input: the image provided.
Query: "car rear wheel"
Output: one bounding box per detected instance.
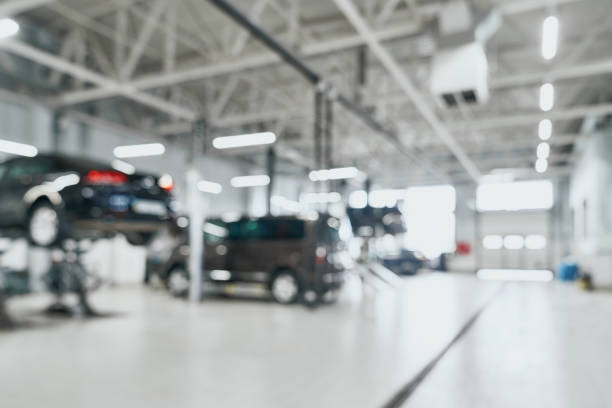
[270,271,300,304]
[166,266,190,297]
[28,202,61,247]
[125,232,155,247]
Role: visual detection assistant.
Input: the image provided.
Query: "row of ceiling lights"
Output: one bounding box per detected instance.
[535,15,559,174]
[111,132,359,199]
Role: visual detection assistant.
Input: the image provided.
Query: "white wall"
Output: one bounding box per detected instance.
[570,131,612,287]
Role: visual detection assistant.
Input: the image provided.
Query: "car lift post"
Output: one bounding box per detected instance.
[44,241,100,317]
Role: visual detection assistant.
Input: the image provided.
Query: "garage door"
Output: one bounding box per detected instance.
[478,211,550,270]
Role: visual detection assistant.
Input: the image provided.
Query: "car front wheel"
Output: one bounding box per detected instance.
[166,266,190,297]
[270,271,300,304]
[28,202,61,247]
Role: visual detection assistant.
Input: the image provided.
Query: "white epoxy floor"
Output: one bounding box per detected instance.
[1,274,610,408]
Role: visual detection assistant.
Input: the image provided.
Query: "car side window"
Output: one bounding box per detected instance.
[5,158,55,180]
[0,163,6,181]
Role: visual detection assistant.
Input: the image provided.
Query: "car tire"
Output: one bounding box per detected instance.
[27,201,63,247]
[165,265,190,297]
[270,270,300,304]
[126,232,155,247]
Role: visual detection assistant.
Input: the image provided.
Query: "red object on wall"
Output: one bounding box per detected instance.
[456,241,471,255]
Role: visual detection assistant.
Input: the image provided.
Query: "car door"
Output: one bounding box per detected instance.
[0,157,56,223]
[0,158,33,223]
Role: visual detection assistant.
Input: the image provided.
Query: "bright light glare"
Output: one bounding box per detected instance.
[0,18,19,39]
[204,223,228,237]
[210,270,231,281]
[300,192,342,204]
[477,180,553,211]
[309,167,359,181]
[535,158,548,173]
[111,159,135,175]
[403,185,456,259]
[539,83,554,111]
[230,175,270,188]
[271,195,301,213]
[483,235,503,250]
[504,235,524,250]
[49,173,80,191]
[405,185,456,213]
[538,119,552,140]
[525,234,547,250]
[197,180,222,194]
[0,139,37,157]
[477,268,553,282]
[541,16,559,60]
[537,142,550,159]
[113,143,165,158]
[212,132,276,149]
[348,190,368,208]
[369,189,405,208]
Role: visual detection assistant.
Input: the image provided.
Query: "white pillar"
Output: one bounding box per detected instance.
[186,168,204,302]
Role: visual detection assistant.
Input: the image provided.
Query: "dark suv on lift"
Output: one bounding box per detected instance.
[146,215,351,304]
[0,154,175,247]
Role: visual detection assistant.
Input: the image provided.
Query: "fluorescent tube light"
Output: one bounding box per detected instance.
[537,142,550,159]
[0,139,38,157]
[309,166,359,181]
[538,119,552,140]
[230,175,270,188]
[541,16,559,60]
[212,132,276,149]
[111,159,135,175]
[535,158,548,173]
[300,192,342,204]
[477,268,553,282]
[539,83,554,112]
[0,18,19,39]
[197,180,222,194]
[271,195,301,212]
[113,143,165,158]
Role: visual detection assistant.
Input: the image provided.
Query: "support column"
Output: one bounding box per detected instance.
[266,146,276,215]
[324,95,334,194]
[187,120,206,302]
[51,110,64,152]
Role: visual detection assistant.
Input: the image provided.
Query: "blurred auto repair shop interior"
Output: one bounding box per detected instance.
[1,0,611,407]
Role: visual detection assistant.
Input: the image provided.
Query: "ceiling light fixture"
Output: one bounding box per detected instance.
[0,139,38,157]
[212,132,276,149]
[111,159,135,175]
[230,175,270,188]
[539,83,554,112]
[197,180,223,194]
[541,16,559,60]
[535,158,548,173]
[0,18,19,39]
[309,166,360,181]
[113,143,165,158]
[537,142,550,159]
[538,119,552,140]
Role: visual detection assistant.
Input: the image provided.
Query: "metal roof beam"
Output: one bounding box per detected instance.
[0,40,197,121]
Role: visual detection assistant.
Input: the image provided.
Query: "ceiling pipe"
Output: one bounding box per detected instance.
[206,0,445,182]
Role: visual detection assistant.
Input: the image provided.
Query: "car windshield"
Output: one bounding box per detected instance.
[227,219,305,241]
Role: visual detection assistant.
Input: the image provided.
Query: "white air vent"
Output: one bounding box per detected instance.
[430,42,489,108]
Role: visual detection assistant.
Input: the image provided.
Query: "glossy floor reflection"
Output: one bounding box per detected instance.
[1,274,610,407]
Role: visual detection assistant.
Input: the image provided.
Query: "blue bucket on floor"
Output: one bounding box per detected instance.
[557,262,579,281]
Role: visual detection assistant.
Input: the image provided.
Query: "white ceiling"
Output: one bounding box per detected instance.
[2,0,612,186]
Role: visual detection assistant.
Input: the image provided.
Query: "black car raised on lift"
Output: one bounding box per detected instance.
[0,153,175,247]
[146,215,351,304]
